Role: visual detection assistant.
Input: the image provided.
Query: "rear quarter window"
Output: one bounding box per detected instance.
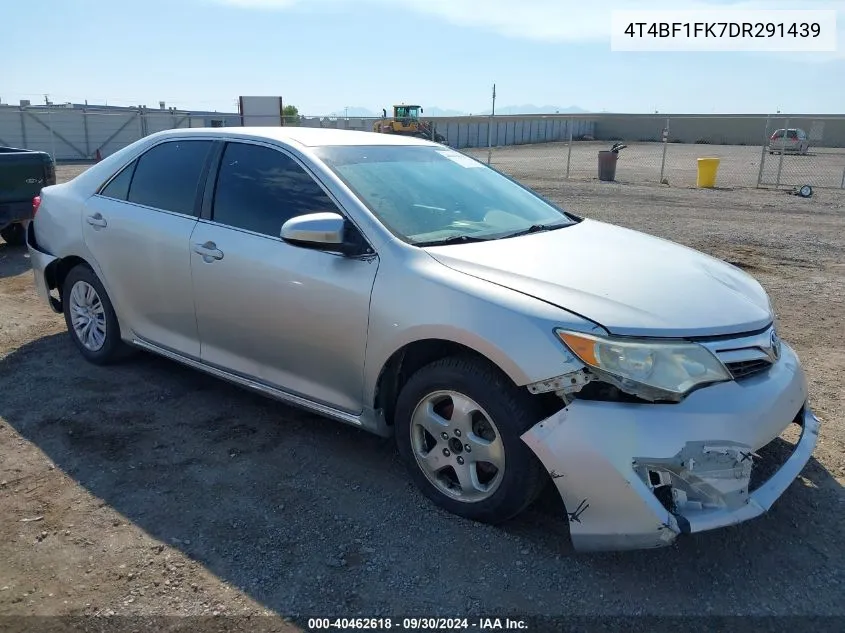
[99,161,136,201]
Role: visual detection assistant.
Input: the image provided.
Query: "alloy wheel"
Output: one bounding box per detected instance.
[409,390,505,503]
[69,280,107,351]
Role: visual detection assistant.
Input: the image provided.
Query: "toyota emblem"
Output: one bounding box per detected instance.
[770,330,781,361]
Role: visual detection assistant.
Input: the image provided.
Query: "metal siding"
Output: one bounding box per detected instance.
[0,108,25,147]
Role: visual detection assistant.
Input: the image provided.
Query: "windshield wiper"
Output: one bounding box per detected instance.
[497,223,570,240]
[414,234,491,247]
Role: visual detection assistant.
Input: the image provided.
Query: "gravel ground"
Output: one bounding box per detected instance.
[466,141,845,190]
[0,163,844,623]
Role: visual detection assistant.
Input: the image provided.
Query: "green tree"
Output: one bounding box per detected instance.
[283,104,300,126]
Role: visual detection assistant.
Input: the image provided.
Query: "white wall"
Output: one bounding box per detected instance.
[0,105,598,160]
[0,107,193,160]
[238,96,283,127]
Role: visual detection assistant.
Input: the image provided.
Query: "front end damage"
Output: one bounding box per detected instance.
[521,342,819,552]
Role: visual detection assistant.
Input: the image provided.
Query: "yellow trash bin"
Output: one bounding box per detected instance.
[697,157,720,188]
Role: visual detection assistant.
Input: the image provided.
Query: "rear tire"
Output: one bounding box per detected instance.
[0,223,26,246]
[62,264,134,365]
[394,355,547,524]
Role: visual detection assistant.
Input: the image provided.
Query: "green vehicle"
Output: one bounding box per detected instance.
[0,147,56,245]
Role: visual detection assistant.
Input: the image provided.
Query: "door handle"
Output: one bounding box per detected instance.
[192,241,224,261]
[86,213,107,228]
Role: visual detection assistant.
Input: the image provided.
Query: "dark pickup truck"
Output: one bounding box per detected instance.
[1,147,56,245]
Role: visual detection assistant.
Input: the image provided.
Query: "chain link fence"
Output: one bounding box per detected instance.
[464,114,845,191]
[2,105,843,191]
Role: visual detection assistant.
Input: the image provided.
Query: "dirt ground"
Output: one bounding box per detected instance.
[1,162,844,624]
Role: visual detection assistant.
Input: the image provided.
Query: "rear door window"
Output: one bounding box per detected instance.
[127,140,213,215]
[211,142,339,237]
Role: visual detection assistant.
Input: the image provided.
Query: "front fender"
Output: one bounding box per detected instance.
[363,254,599,406]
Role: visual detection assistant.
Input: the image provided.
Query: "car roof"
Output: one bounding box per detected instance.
[152,126,436,148]
[60,125,440,194]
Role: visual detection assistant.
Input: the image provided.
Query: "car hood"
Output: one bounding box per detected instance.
[424,219,773,337]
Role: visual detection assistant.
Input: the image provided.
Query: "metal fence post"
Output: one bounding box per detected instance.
[659,117,670,183]
[47,107,57,163]
[775,117,788,187]
[756,116,771,187]
[19,107,28,148]
[840,162,845,189]
[137,108,144,140]
[83,108,91,158]
[565,117,573,178]
[486,114,493,165]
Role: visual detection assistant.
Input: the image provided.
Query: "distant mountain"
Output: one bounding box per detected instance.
[321,104,588,118]
[424,106,469,117]
[333,105,468,117]
[325,106,378,118]
[482,104,588,115]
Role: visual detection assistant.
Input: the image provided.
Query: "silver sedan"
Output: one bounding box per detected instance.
[27,127,818,552]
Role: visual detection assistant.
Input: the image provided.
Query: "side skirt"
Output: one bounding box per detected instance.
[131,338,390,436]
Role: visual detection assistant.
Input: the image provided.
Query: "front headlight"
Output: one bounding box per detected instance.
[767,293,781,332]
[556,329,731,397]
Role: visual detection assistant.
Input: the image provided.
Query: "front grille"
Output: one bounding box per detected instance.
[725,359,772,380]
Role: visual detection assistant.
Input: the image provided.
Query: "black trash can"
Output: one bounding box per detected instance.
[598,150,618,181]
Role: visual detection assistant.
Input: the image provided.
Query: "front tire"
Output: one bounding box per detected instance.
[62,264,132,365]
[395,355,547,524]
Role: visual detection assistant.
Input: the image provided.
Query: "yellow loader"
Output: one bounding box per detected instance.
[373,105,446,142]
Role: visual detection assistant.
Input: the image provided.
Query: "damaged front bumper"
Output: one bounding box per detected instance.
[522,342,819,552]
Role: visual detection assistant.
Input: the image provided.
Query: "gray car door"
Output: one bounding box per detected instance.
[83,139,213,357]
[189,141,379,414]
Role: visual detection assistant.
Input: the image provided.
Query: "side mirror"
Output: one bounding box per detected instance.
[280,212,368,256]
[420,107,424,114]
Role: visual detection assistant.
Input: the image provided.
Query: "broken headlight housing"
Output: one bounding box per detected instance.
[555,330,731,399]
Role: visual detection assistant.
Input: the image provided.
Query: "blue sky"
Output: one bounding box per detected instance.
[3,0,842,114]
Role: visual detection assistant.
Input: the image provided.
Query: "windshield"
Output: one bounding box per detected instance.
[313,145,576,245]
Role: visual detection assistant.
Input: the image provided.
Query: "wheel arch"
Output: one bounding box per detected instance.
[373,337,529,429]
[38,254,92,312]
[46,254,131,340]
[49,255,91,294]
